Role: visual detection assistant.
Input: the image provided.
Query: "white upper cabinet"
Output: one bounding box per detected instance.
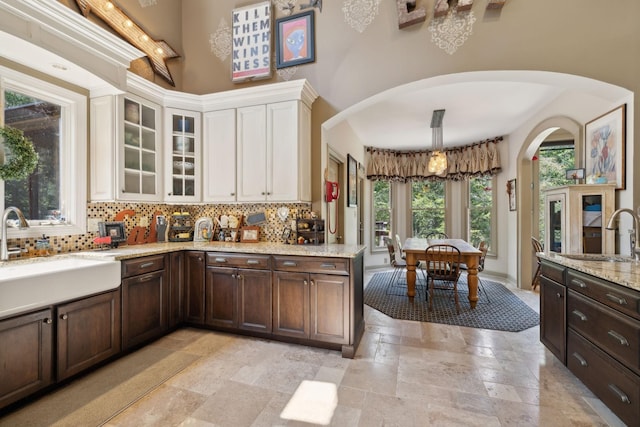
[237,105,268,201]
[203,109,237,202]
[120,94,162,201]
[164,108,201,202]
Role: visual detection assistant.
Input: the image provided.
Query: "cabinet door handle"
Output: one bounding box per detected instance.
[320,263,336,269]
[570,278,586,289]
[214,257,227,263]
[237,274,243,281]
[556,292,563,299]
[60,314,68,320]
[310,280,315,286]
[139,262,155,269]
[230,192,235,196]
[246,259,260,265]
[571,352,588,367]
[303,280,308,286]
[607,330,629,346]
[571,310,587,322]
[138,273,155,282]
[608,384,631,404]
[43,318,52,324]
[605,293,627,306]
[231,273,236,279]
[283,261,297,267]
[261,192,265,195]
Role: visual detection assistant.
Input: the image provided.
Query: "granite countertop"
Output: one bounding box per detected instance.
[0,242,366,266]
[538,252,640,292]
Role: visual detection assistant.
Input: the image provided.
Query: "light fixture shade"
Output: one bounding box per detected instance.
[428,151,447,175]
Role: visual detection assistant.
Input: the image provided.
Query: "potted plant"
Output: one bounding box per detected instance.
[0,125,38,181]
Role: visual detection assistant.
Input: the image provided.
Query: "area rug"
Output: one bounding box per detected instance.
[364,271,539,332]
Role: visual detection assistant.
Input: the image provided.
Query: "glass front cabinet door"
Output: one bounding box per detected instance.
[121,95,161,201]
[165,108,201,202]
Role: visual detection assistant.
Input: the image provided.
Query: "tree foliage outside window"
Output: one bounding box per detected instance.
[538,143,575,241]
[469,176,493,249]
[372,180,391,249]
[4,89,61,221]
[412,180,445,237]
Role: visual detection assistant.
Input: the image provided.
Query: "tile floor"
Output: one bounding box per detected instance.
[0,269,626,426]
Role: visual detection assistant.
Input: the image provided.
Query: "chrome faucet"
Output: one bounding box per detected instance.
[1,206,30,261]
[606,208,640,261]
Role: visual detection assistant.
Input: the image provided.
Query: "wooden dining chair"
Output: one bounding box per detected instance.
[426,232,449,240]
[384,237,408,294]
[531,237,544,290]
[425,244,462,313]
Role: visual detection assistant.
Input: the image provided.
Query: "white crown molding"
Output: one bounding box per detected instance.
[0,0,144,92]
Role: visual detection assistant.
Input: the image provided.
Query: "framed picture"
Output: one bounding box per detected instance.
[281,226,291,243]
[507,179,517,211]
[98,221,126,244]
[231,1,272,82]
[240,226,260,243]
[584,104,626,189]
[565,168,585,181]
[347,154,357,207]
[275,10,315,69]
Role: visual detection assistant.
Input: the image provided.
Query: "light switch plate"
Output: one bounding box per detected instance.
[87,218,101,232]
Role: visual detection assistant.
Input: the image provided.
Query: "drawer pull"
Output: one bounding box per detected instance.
[571,352,588,367]
[571,310,587,322]
[214,257,227,263]
[570,278,587,289]
[43,318,52,324]
[138,274,155,282]
[246,259,260,265]
[283,261,297,267]
[320,263,336,269]
[139,262,155,269]
[605,293,627,306]
[608,384,631,404]
[607,330,629,346]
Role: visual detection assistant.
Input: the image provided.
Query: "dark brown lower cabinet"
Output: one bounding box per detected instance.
[57,289,121,381]
[169,251,185,329]
[0,309,54,408]
[184,251,206,324]
[121,255,168,350]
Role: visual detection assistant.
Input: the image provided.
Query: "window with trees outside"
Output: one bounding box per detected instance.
[468,175,495,250]
[412,180,445,237]
[1,66,86,237]
[372,180,392,251]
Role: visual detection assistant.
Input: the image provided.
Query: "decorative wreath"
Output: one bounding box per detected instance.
[0,126,39,181]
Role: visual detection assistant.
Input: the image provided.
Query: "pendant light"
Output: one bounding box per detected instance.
[428,109,447,176]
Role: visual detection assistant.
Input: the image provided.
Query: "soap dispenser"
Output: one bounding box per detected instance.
[36,234,51,257]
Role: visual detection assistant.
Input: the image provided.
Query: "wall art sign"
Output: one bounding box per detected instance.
[232,1,272,82]
[275,10,315,69]
[347,154,358,207]
[585,104,626,190]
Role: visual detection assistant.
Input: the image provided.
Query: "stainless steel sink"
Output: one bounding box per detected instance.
[558,254,634,263]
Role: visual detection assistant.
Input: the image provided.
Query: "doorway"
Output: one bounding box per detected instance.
[326,154,344,244]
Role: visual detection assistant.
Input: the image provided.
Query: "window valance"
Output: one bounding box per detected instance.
[366,136,502,182]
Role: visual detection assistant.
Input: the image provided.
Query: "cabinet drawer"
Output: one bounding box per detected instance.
[540,260,564,283]
[122,255,165,278]
[568,290,640,375]
[567,269,640,321]
[206,252,270,269]
[273,256,349,275]
[567,329,640,427]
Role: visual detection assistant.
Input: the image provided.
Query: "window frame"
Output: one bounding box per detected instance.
[370,179,393,253]
[1,65,87,238]
[465,175,497,256]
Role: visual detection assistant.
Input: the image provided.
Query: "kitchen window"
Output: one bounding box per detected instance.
[411,180,446,237]
[1,66,86,237]
[468,175,495,252]
[372,180,392,251]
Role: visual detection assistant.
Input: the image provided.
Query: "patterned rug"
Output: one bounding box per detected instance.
[365,271,539,332]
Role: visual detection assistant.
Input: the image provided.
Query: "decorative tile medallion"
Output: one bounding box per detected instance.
[428,8,476,55]
[342,0,381,33]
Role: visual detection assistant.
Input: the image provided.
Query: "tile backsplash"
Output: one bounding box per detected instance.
[8,202,313,255]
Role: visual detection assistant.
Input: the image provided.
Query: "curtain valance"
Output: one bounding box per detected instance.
[366,136,502,182]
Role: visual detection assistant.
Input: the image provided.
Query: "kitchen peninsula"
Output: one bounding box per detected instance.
[537,252,640,427]
[0,242,365,411]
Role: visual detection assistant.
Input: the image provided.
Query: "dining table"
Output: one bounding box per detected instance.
[403,237,483,309]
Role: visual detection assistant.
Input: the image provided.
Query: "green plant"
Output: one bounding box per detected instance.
[0,125,39,181]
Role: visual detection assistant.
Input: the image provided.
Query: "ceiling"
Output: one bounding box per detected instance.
[329,71,630,151]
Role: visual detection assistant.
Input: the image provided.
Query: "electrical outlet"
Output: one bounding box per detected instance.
[87,218,101,233]
[384,257,388,264]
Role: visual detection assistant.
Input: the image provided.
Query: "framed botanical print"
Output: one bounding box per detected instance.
[584,104,626,189]
[347,154,357,207]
